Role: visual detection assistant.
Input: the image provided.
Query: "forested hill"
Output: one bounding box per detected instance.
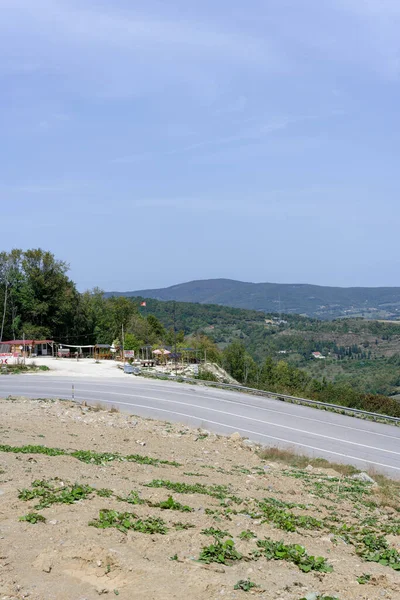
[107,278,400,320]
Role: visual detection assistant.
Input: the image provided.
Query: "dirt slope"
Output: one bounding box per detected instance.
[0,397,399,600]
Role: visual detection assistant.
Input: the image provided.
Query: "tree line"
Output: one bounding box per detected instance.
[1,248,400,418]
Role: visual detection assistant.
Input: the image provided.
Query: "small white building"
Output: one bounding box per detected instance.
[311,351,325,359]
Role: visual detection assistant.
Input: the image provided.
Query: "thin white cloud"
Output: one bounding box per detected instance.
[111,112,336,164]
[111,119,289,164]
[0,0,284,71]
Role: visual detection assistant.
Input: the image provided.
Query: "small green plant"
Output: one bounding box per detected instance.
[118,490,145,505]
[97,488,113,498]
[201,527,231,538]
[18,480,95,509]
[145,479,237,501]
[0,444,181,468]
[239,530,256,540]
[89,509,168,535]
[173,522,195,530]
[234,579,257,592]
[198,538,242,565]
[254,538,333,573]
[19,512,46,524]
[124,454,181,467]
[153,496,193,512]
[1,444,64,456]
[170,554,179,561]
[299,596,340,600]
[357,573,371,584]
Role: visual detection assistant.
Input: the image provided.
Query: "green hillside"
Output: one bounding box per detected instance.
[107,278,400,320]
[139,297,400,398]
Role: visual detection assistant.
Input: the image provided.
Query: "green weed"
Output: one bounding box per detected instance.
[234,579,257,591]
[257,497,323,532]
[357,573,371,584]
[0,444,180,468]
[201,527,231,538]
[198,538,242,565]
[18,480,95,509]
[19,512,46,524]
[0,444,64,456]
[254,538,333,573]
[118,491,145,505]
[153,496,193,512]
[89,509,168,535]
[144,479,236,501]
[239,530,256,540]
[96,488,113,498]
[173,522,195,530]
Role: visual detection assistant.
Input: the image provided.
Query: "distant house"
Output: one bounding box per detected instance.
[311,351,325,359]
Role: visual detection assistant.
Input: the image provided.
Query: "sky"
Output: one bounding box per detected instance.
[1,0,400,291]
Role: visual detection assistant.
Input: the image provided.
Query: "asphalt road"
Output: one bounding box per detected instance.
[1,374,400,477]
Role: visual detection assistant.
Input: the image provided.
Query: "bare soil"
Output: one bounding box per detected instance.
[0,397,399,600]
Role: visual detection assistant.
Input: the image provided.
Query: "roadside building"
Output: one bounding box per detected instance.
[0,339,55,357]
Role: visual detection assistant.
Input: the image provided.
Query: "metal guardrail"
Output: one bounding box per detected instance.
[140,371,400,425]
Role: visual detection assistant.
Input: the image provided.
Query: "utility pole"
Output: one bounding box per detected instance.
[0,279,8,343]
[122,324,125,364]
[173,301,177,376]
[0,261,11,343]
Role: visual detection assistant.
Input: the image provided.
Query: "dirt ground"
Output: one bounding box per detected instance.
[0,396,399,600]
[24,357,126,378]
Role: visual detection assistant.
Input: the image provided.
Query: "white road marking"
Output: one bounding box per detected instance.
[4,383,400,460]
[29,391,400,474]
[4,378,400,442]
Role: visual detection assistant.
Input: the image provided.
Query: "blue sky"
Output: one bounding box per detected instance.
[1,0,400,291]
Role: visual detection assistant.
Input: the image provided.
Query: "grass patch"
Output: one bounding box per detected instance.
[0,444,180,468]
[18,479,95,509]
[201,527,231,538]
[357,573,371,584]
[256,497,323,532]
[234,579,257,592]
[299,597,340,600]
[19,512,46,524]
[173,521,195,530]
[152,496,193,512]
[96,488,113,498]
[198,538,242,565]
[89,509,168,534]
[144,479,238,502]
[259,447,359,476]
[254,538,333,573]
[369,471,400,511]
[357,533,400,570]
[0,444,64,457]
[239,530,256,540]
[117,490,145,505]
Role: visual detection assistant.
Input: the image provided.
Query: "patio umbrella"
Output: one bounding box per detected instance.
[152,349,171,355]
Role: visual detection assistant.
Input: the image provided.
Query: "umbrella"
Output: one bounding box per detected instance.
[152,349,171,355]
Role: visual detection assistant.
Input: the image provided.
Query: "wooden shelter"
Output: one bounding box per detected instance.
[94,344,112,360]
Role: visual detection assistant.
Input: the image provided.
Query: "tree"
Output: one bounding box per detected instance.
[146,315,165,340]
[222,341,256,384]
[0,248,81,341]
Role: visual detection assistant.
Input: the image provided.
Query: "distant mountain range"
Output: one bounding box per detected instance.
[106,278,400,320]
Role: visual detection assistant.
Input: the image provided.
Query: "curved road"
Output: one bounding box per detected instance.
[1,374,400,477]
